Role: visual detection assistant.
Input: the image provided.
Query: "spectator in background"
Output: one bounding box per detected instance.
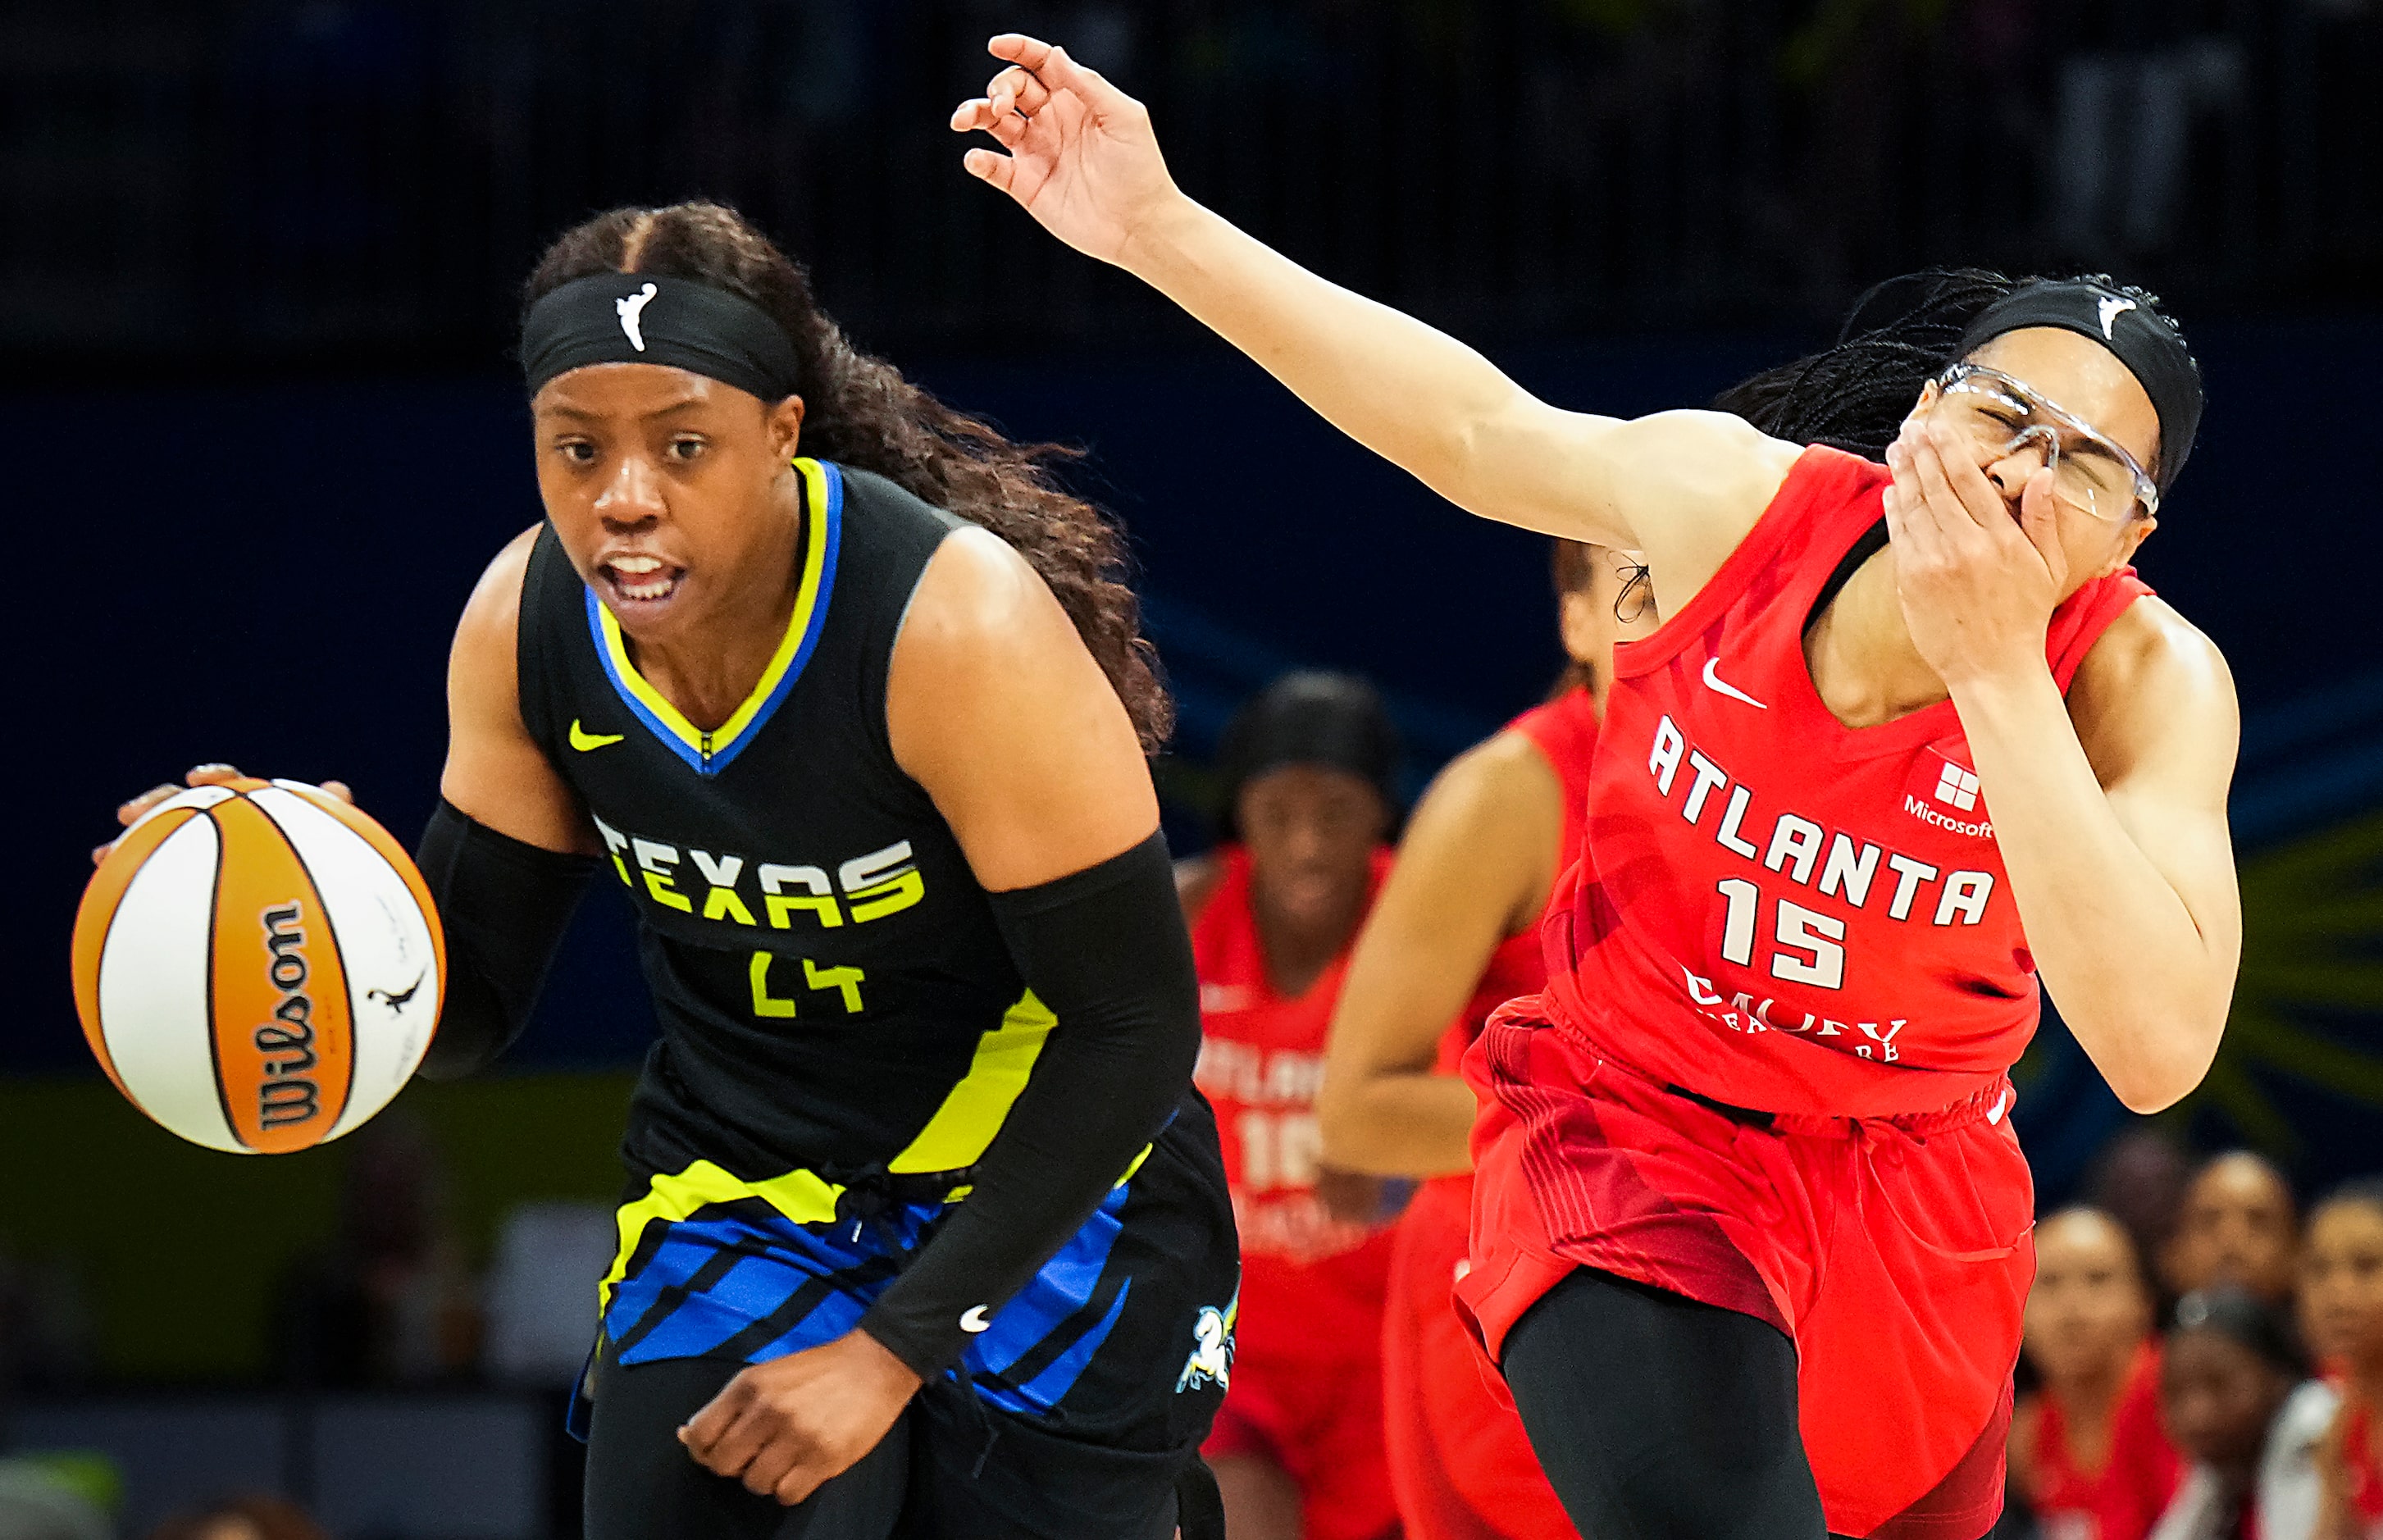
[146,1496,326,1540]
[2164,1153,2301,1308]
[1178,672,1404,1540]
[2153,1287,2338,1540]
[2014,1208,2182,1540]
[2305,1181,2383,1538]
[271,1114,480,1387]
[2088,1129,2198,1301]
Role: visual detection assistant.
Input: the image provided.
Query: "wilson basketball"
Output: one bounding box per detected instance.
[71,779,445,1154]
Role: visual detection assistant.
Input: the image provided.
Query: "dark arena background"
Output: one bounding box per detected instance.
[7,2,2383,1536]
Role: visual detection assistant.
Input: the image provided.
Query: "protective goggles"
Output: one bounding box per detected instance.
[1929,362,2161,522]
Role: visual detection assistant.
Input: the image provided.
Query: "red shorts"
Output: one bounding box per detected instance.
[1457,1005,2033,1540]
[1205,1337,1401,1540]
[1383,1172,1579,1540]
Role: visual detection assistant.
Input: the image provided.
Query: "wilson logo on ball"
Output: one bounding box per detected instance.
[257,903,325,1130]
[71,779,444,1155]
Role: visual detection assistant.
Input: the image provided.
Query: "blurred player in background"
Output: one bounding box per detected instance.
[1317,541,1650,1540]
[2165,1152,2302,1309]
[2011,1208,2181,1540]
[2305,1182,2383,1538]
[955,40,2242,1538]
[1178,672,1403,1540]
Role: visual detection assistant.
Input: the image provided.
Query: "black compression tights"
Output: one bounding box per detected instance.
[1501,1269,1848,1540]
[584,1355,912,1540]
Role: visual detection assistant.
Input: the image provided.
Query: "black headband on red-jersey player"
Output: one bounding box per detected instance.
[519,273,804,403]
[1959,279,2203,490]
[1214,671,1404,840]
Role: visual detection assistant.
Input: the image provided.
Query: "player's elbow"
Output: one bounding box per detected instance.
[2094,1010,2226,1114]
[2110,1072,2193,1117]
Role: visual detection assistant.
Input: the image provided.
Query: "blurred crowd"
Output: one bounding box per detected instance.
[13,0,2382,370]
[1998,1149,2383,1539]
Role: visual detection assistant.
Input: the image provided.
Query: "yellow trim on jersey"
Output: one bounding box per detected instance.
[598,1158,841,1309]
[592,456,835,760]
[599,989,1157,1308]
[889,990,1057,1174]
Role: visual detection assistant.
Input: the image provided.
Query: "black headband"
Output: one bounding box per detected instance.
[1960,280,2203,489]
[1217,672,1402,840]
[520,273,803,403]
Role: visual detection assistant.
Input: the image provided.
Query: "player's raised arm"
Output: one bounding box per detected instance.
[950,34,1794,588]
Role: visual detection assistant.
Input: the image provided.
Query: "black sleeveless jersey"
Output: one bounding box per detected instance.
[516,458,1046,1190]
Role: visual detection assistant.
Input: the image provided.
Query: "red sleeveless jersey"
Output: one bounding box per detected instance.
[1542,445,2150,1119]
[1433,687,1602,1078]
[1192,845,1397,1364]
[2030,1341,2183,1540]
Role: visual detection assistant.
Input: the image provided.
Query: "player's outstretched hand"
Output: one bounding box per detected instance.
[95,765,355,864]
[950,33,1180,267]
[680,1329,924,1506]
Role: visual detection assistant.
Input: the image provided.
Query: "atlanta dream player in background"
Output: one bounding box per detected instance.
[953,39,2242,1540]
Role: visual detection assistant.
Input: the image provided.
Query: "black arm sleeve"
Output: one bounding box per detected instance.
[413,798,599,1081]
[855,830,1201,1378]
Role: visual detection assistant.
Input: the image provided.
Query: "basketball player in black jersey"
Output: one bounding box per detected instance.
[108,202,1238,1539]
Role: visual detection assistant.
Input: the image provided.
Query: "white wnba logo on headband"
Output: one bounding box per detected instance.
[2098,293,2137,339]
[616,282,659,352]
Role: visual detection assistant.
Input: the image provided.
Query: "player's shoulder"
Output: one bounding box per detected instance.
[452,523,546,660]
[2075,593,2238,726]
[1432,727,1565,813]
[893,524,1076,689]
[1595,411,1806,599]
[1399,727,1566,874]
[2070,594,2239,793]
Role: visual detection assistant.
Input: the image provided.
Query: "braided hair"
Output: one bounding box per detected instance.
[1711,269,2016,458]
[1712,267,2183,467]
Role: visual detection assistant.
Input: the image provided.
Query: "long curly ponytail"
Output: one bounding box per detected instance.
[523,202,1172,752]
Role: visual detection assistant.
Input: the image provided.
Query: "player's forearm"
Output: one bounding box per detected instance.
[858,832,1196,1377]
[1319,1068,1476,1179]
[1118,195,1562,522]
[1952,670,2229,1112]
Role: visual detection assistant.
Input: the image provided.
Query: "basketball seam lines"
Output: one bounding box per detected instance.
[200,803,242,1150]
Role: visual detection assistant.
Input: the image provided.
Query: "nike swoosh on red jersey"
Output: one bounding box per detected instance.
[1701,657,1769,709]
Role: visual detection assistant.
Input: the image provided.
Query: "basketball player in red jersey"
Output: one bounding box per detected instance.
[1318,542,1649,1540]
[1178,672,1404,1540]
[2012,1209,2180,1540]
[2308,1182,2383,1539]
[955,41,2241,1539]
